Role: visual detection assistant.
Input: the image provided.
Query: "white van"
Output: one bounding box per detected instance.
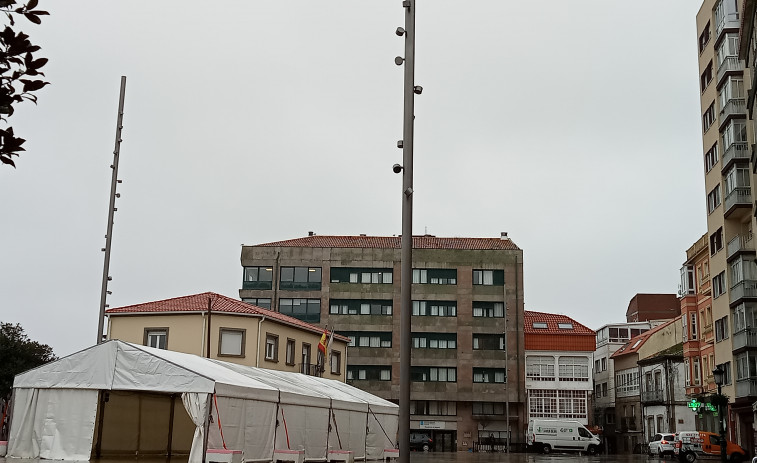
[527,419,601,455]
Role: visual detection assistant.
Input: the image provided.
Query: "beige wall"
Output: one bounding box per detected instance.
[107,313,347,382]
[637,317,683,360]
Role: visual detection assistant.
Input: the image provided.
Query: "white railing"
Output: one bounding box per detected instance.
[724,187,751,212]
[722,141,750,167]
[727,233,754,258]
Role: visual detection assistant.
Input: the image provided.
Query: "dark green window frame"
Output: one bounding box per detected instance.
[330,299,392,315]
[473,367,507,383]
[280,266,322,290]
[412,268,457,285]
[279,298,321,323]
[347,365,391,381]
[341,331,392,348]
[412,332,457,349]
[330,267,393,284]
[472,269,505,286]
[473,333,505,350]
[242,266,273,290]
[411,366,457,382]
[412,300,457,317]
[242,298,272,309]
[473,301,505,318]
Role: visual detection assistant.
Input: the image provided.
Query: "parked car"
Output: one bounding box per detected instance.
[673,431,748,462]
[526,419,601,455]
[649,433,676,458]
[409,433,433,451]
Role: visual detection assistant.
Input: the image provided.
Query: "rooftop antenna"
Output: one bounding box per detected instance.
[97,76,126,344]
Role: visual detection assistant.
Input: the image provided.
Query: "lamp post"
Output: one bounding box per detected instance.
[712,365,726,463]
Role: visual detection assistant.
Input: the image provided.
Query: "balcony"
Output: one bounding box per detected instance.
[735,378,757,398]
[721,141,750,170]
[727,233,755,260]
[299,363,324,377]
[724,187,752,219]
[730,279,757,305]
[717,56,742,85]
[733,328,757,352]
[719,98,746,127]
[641,389,665,404]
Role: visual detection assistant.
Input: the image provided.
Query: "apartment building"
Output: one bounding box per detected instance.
[105,292,350,381]
[592,321,652,453]
[679,234,718,432]
[239,233,525,452]
[696,0,757,451]
[524,311,595,426]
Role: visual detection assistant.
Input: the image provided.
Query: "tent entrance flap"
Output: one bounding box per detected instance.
[95,390,194,457]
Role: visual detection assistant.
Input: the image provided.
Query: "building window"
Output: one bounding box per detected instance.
[601,357,607,371]
[702,102,715,133]
[707,185,721,214]
[615,368,639,396]
[685,358,691,386]
[601,382,608,397]
[594,359,601,372]
[412,332,457,349]
[411,401,457,416]
[712,271,726,298]
[412,300,457,317]
[412,268,457,285]
[286,338,296,365]
[473,368,506,383]
[279,298,321,323]
[690,313,698,340]
[144,328,168,349]
[242,266,273,290]
[734,353,756,381]
[410,366,457,382]
[715,315,730,342]
[342,331,392,348]
[219,328,245,357]
[330,267,393,284]
[595,384,602,397]
[265,333,279,361]
[710,228,723,256]
[280,266,322,290]
[471,402,505,415]
[242,298,272,309]
[723,361,732,385]
[693,356,701,385]
[347,365,391,381]
[330,350,341,375]
[330,299,392,315]
[473,301,504,317]
[704,143,719,172]
[699,21,710,53]
[472,269,504,286]
[526,355,555,381]
[722,119,748,152]
[558,356,589,381]
[473,333,505,350]
[700,61,713,91]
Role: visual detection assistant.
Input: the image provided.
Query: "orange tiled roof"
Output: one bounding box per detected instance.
[524,310,595,335]
[106,292,348,341]
[252,235,520,250]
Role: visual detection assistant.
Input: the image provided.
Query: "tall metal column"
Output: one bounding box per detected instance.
[397,2,416,463]
[97,76,126,344]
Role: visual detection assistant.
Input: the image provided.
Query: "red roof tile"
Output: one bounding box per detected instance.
[524,311,595,336]
[106,292,348,341]
[252,235,520,250]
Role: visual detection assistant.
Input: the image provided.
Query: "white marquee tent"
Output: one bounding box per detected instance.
[7,340,398,462]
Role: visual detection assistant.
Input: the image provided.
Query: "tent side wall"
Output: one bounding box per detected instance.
[208,396,277,462]
[7,388,99,460]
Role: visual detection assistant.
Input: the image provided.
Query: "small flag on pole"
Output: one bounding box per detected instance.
[318,328,328,354]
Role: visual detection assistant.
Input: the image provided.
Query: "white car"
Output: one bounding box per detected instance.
[649,433,676,458]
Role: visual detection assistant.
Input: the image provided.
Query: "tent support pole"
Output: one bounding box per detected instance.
[95,390,107,458]
[202,395,211,463]
[167,394,176,457]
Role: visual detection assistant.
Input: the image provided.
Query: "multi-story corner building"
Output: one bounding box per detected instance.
[105,292,350,381]
[592,321,653,453]
[696,0,757,450]
[238,233,526,452]
[524,311,595,426]
[611,318,684,454]
[679,234,718,431]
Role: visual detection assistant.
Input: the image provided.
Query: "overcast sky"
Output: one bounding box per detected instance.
[0,1,706,356]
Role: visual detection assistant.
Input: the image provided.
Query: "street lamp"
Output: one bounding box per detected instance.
[712,365,726,463]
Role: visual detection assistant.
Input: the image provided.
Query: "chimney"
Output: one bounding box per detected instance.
[308,231,315,236]
[500,232,508,239]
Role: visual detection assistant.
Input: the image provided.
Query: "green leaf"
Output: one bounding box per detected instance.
[29,57,46,69]
[26,0,38,10]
